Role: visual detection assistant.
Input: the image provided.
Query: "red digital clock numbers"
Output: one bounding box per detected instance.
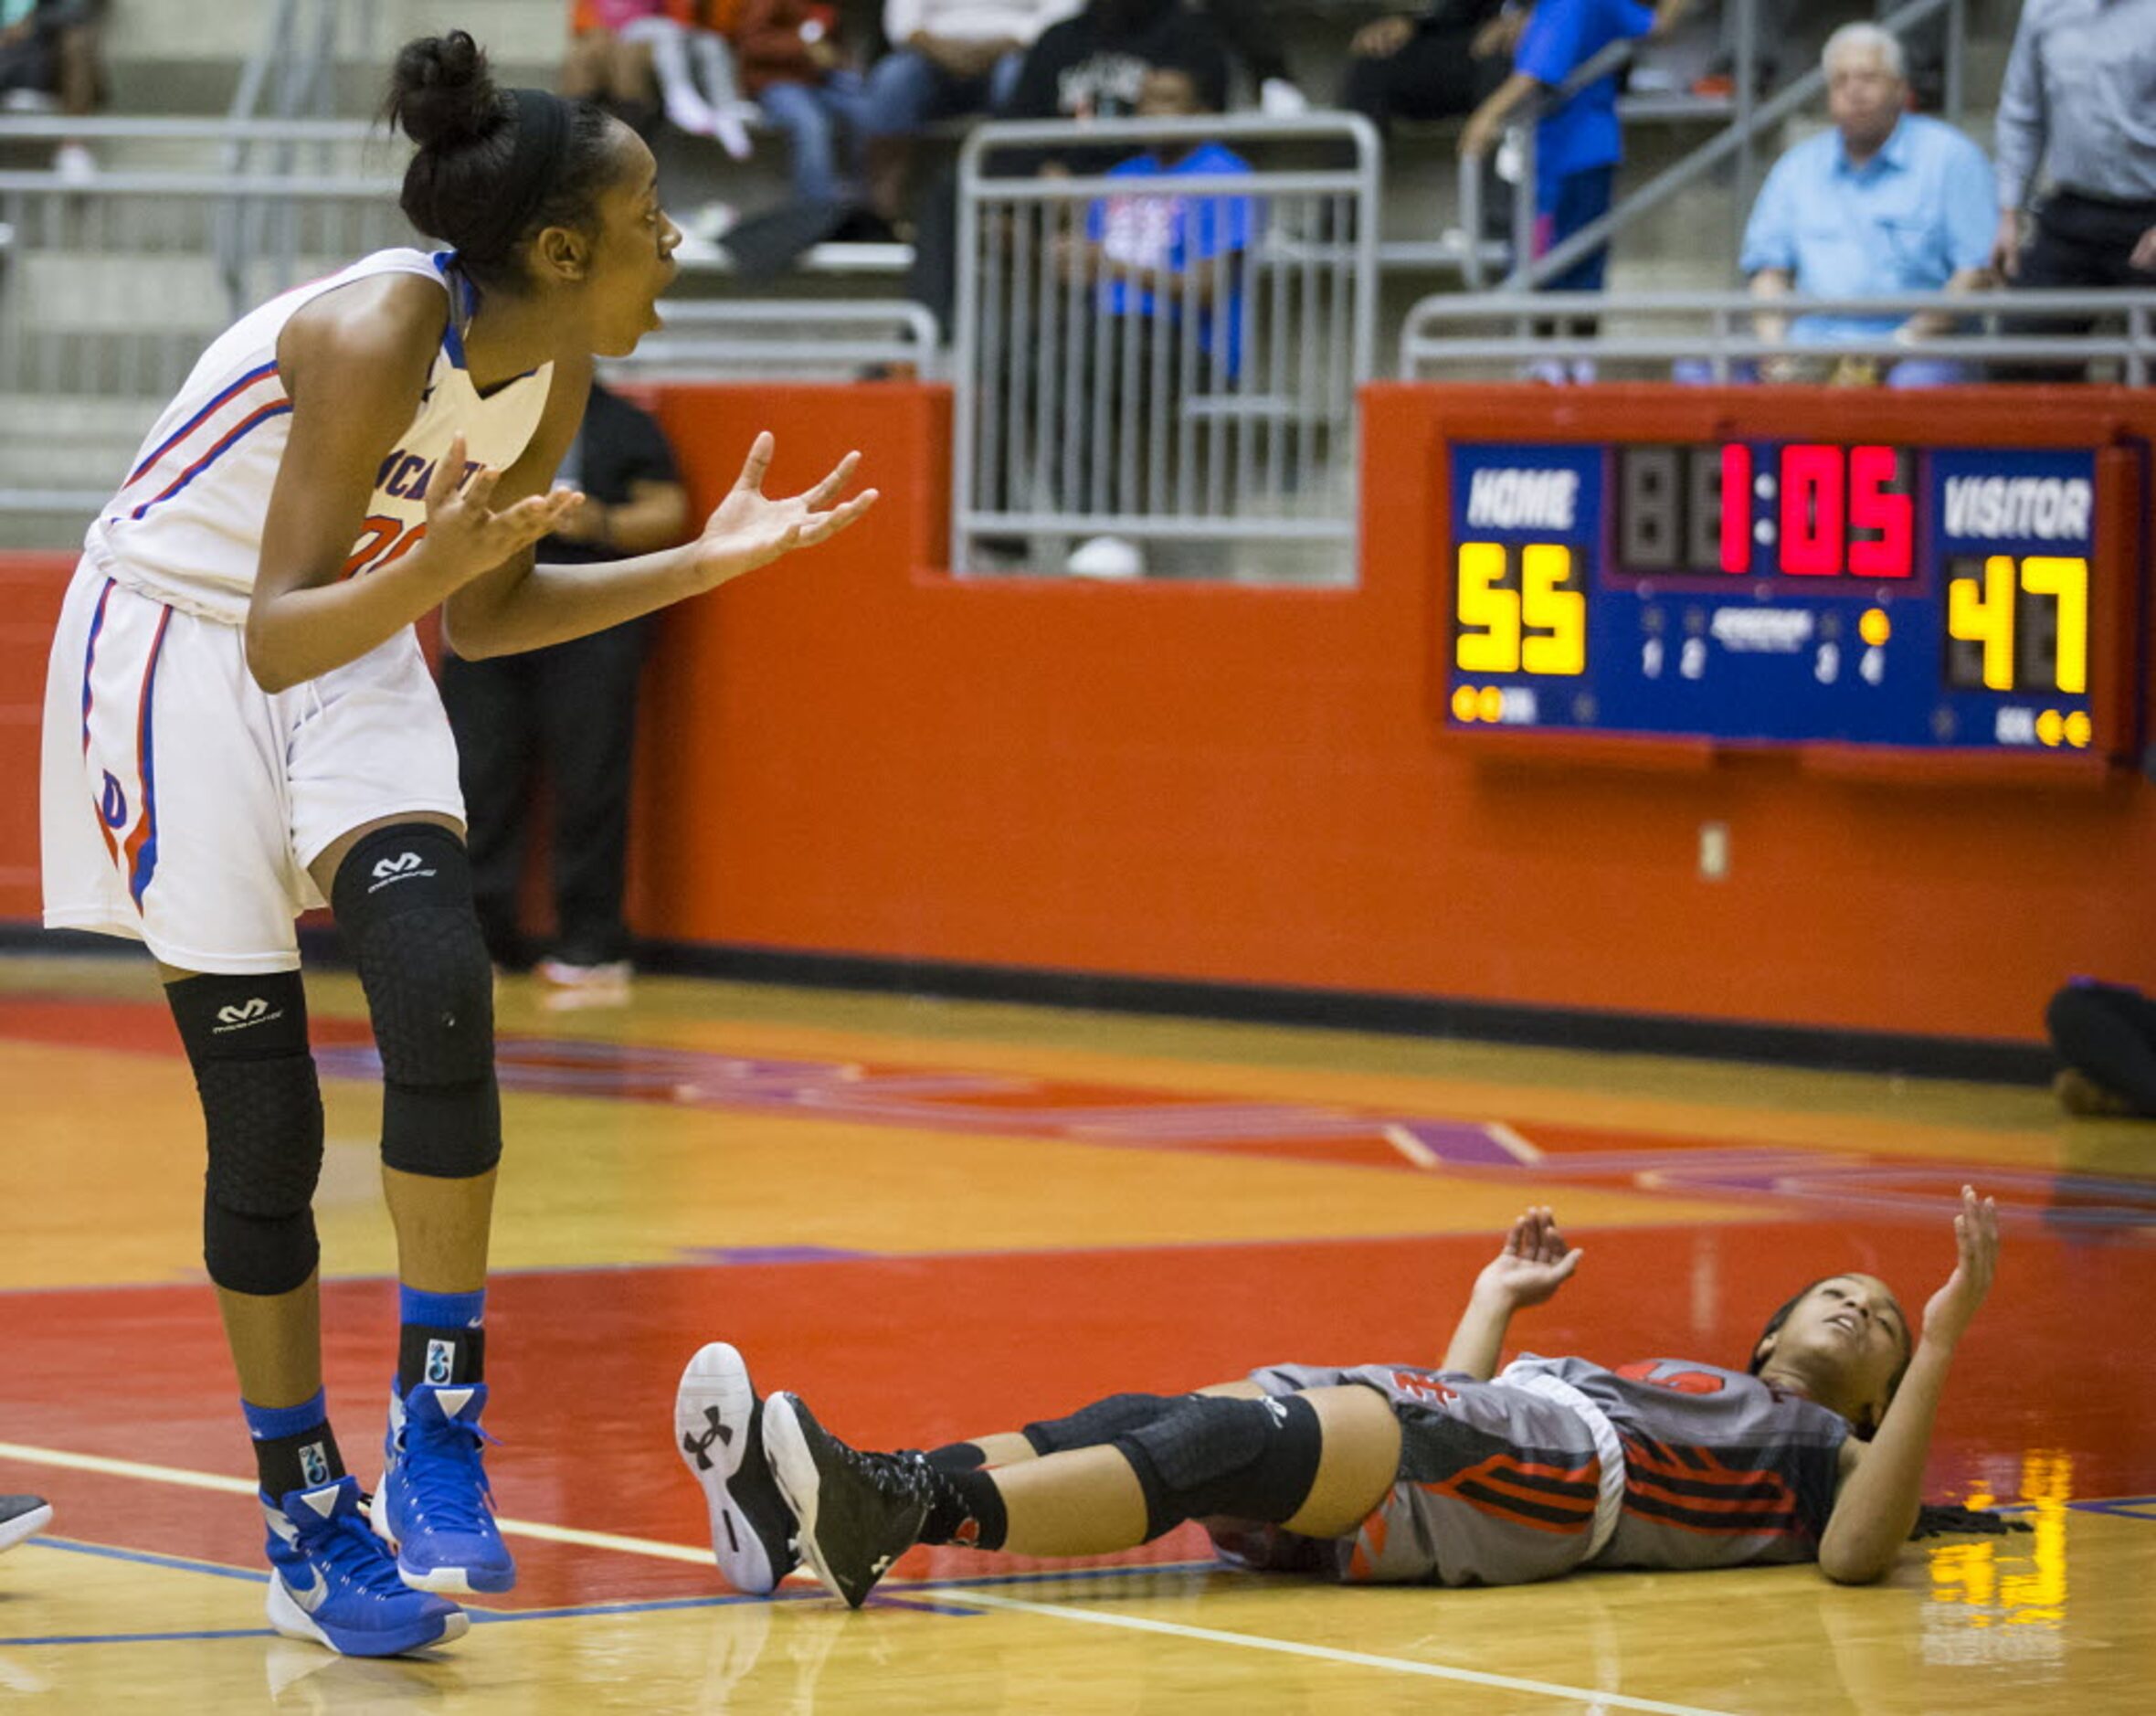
[1614,443,1915,581]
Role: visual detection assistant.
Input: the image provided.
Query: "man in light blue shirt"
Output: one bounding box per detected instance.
[1739,23,1994,387]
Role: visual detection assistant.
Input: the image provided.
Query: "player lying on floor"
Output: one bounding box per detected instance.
[675,1187,2007,1606]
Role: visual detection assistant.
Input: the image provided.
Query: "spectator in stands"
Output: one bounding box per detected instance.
[1059,55,1255,577]
[1993,0,2156,315]
[861,2,1073,228]
[1739,23,1992,387]
[1459,0,1694,334]
[0,0,105,182]
[1191,0,1307,113]
[438,383,691,1004]
[632,1,758,160]
[905,0,1231,330]
[563,0,669,132]
[1001,0,1231,131]
[2046,980,2156,1120]
[1339,2,1511,132]
[733,0,873,207]
[1692,2,1944,111]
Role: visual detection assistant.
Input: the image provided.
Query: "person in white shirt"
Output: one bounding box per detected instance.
[861,1,1078,224]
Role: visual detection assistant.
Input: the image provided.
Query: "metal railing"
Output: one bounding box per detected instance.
[1459,0,1969,291]
[607,300,943,381]
[951,113,1380,576]
[1400,289,2156,386]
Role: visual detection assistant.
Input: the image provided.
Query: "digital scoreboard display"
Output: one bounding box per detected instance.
[1443,429,2143,759]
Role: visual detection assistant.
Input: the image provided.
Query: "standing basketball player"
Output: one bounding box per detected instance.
[681,1189,1999,1605]
[38,32,873,1657]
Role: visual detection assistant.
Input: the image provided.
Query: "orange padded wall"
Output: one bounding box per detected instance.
[629,382,2155,1045]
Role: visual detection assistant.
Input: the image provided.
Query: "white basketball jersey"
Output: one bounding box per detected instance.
[88,248,555,626]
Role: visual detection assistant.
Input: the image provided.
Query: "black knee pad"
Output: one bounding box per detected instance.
[1022,1393,1179,1457]
[1114,1393,1324,1541]
[168,971,323,1297]
[331,823,501,1179]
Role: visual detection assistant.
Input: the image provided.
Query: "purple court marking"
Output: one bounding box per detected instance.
[305,1034,2156,1229]
[676,1245,874,1266]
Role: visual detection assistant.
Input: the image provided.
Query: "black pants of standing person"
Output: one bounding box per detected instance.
[2046,981,2156,1118]
[438,617,651,969]
[1340,26,1506,127]
[2005,189,2156,380]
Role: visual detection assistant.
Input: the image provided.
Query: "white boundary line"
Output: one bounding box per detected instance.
[0,1435,1729,1710]
[937,1587,1739,1716]
[0,1441,714,1565]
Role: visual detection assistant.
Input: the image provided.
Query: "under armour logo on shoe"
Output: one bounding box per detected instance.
[213,997,283,1033]
[368,852,437,893]
[682,1407,733,1472]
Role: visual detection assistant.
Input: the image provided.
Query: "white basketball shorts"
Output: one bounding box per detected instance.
[39,555,466,974]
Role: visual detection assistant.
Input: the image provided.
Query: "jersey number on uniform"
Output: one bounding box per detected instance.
[342,515,428,580]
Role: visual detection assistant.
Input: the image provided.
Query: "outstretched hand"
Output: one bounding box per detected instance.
[1475,1206,1583,1309]
[425,431,586,584]
[692,432,878,590]
[1920,1185,1999,1352]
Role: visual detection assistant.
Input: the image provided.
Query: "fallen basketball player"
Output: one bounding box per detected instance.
[676,1188,2009,1606]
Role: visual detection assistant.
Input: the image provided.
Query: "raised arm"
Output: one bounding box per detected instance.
[444,418,877,661]
[1816,1187,1999,1584]
[1441,1206,1584,1380]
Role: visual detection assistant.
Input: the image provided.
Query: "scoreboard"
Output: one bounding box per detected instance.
[1437,393,2150,766]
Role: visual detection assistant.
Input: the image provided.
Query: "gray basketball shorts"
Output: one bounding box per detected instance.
[1204,1361,1609,1588]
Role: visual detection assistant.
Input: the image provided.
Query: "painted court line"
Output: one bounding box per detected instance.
[0,1440,713,1565]
[935,1587,1738,1716]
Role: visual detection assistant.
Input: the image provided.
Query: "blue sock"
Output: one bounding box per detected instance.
[399,1286,485,1331]
[396,1287,486,1394]
[242,1390,343,1498]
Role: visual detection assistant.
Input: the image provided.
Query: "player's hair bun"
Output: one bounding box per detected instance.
[386,30,505,153]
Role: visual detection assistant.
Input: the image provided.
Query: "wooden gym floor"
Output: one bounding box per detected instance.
[1,951,2151,1712]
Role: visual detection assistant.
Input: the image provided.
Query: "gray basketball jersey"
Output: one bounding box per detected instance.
[1221,1355,1849,1586]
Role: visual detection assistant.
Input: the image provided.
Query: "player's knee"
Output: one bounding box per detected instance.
[1113,1393,1324,1541]
[168,971,324,1297]
[331,823,501,1180]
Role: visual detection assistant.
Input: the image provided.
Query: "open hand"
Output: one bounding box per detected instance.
[425,431,585,584]
[1475,1206,1583,1308]
[692,432,878,590]
[1920,1186,1998,1352]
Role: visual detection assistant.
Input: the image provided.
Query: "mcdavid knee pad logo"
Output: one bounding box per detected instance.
[368,851,437,894]
[213,996,285,1033]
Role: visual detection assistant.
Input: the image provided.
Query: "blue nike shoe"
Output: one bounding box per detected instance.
[375,1382,516,1594]
[262,1477,467,1657]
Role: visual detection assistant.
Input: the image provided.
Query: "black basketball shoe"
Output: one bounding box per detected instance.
[0,1495,51,1555]
[761,1393,934,1608]
[675,1344,800,1594]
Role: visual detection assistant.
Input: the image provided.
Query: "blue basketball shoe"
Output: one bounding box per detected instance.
[262,1477,468,1657]
[374,1382,516,1594]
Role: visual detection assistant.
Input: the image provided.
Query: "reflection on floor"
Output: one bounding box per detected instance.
[2,955,2151,1712]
